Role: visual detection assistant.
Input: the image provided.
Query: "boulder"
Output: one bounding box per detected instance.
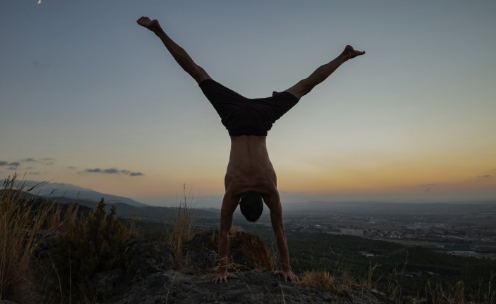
[125,239,174,281]
[183,230,271,271]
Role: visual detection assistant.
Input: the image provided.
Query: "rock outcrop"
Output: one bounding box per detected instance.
[23,230,388,304]
[90,268,125,302]
[111,270,386,304]
[183,230,271,271]
[125,239,174,281]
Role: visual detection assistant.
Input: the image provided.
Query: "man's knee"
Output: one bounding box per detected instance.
[190,65,211,84]
[285,78,315,99]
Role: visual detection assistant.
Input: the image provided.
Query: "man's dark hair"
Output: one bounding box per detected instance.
[239,190,263,222]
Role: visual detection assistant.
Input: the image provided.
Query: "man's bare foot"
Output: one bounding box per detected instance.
[136,16,162,32]
[341,45,365,60]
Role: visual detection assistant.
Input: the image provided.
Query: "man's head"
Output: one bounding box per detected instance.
[239,190,263,222]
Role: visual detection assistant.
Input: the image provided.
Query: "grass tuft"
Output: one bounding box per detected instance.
[0,174,51,303]
[163,184,196,270]
[297,270,353,297]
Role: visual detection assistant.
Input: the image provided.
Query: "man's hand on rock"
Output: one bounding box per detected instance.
[274,270,298,283]
[212,272,239,284]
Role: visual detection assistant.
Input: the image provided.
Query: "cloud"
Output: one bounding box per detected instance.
[8,167,16,170]
[0,161,8,166]
[67,166,76,169]
[420,183,436,193]
[28,172,41,175]
[83,168,144,176]
[25,166,33,170]
[9,162,20,166]
[103,168,119,174]
[478,175,491,178]
[19,157,54,165]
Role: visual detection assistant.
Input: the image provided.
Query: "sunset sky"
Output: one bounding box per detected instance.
[1,1,495,206]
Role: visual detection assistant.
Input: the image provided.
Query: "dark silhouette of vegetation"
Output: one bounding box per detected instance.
[51,198,129,298]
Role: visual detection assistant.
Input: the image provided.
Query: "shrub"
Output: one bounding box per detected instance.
[51,198,129,296]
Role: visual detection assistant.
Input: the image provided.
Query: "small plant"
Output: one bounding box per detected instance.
[51,198,129,297]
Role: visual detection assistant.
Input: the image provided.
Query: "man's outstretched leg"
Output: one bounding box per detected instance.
[284,45,365,99]
[137,17,211,84]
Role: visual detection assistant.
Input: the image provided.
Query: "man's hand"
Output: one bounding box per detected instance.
[274,270,298,283]
[341,45,365,60]
[212,272,239,284]
[136,16,162,32]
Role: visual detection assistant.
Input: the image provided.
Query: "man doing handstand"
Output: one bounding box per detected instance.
[137,17,365,284]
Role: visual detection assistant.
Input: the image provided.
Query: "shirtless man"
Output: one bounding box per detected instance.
[137,17,365,284]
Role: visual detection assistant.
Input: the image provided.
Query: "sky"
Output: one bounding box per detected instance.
[1,1,495,206]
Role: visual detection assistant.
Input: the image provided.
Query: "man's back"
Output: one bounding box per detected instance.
[225,136,277,199]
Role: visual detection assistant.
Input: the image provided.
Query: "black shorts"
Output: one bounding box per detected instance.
[199,79,299,136]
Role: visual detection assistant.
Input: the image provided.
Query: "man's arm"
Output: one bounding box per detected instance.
[137,17,210,84]
[212,193,240,283]
[266,191,297,282]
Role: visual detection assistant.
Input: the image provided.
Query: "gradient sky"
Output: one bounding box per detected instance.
[1,1,495,206]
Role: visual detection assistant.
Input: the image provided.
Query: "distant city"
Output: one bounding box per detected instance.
[230,202,496,260]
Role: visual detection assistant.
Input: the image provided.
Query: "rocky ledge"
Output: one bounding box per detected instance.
[112,270,386,304]
[26,229,389,304]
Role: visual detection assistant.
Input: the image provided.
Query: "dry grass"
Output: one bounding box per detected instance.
[426,280,465,304]
[127,211,141,240]
[359,262,379,290]
[384,252,409,303]
[0,174,52,303]
[48,201,80,232]
[163,184,196,270]
[266,240,280,271]
[296,270,353,296]
[469,273,496,304]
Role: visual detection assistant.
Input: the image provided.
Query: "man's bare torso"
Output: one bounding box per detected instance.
[224,136,277,201]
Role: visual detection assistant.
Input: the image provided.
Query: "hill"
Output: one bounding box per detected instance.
[27,181,149,207]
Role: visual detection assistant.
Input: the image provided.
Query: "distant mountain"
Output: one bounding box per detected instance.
[27,181,148,207]
[48,196,219,221]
